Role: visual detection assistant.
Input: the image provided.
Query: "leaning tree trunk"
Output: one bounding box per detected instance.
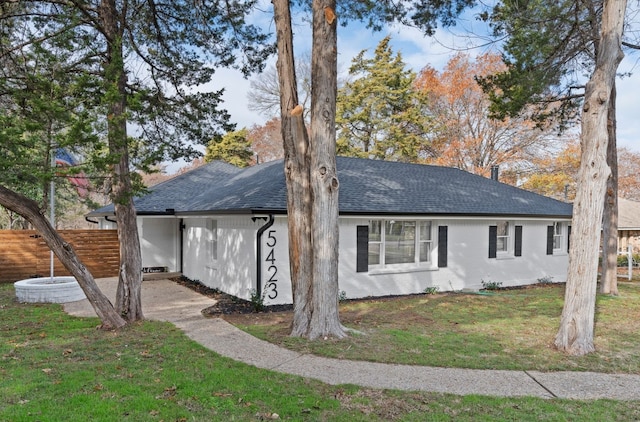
[554,0,626,355]
[272,0,314,336]
[601,84,619,295]
[0,185,126,329]
[101,0,143,322]
[307,0,346,339]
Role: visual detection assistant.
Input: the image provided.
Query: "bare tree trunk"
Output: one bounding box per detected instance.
[101,0,143,322]
[272,0,345,338]
[554,0,626,355]
[272,0,314,336]
[307,0,346,340]
[0,185,126,329]
[601,84,619,295]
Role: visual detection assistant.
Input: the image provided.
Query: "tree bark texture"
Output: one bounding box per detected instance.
[554,0,626,355]
[0,185,126,329]
[272,0,314,336]
[307,0,346,339]
[101,0,144,322]
[601,84,619,295]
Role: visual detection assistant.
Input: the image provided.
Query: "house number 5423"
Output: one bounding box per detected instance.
[265,229,278,299]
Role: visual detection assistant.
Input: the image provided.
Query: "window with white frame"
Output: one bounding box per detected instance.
[496,221,510,253]
[368,219,432,268]
[206,219,218,262]
[553,221,564,250]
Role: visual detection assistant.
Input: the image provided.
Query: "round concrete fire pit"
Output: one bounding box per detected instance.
[14,277,86,303]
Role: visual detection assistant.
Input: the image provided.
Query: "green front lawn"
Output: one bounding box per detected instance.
[231,282,640,373]
[3,283,640,421]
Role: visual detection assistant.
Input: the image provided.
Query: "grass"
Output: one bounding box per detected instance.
[3,283,640,421]
[228,282,640,374]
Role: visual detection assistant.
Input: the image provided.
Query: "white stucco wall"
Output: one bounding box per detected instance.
[337,217,569,300]
[181,216,264,300]
[138,214,570,306]
[139,217,178,272]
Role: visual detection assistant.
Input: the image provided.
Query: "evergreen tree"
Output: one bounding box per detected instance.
[1,0,271,324]
[336,36,432,162]
[204,129,253,167]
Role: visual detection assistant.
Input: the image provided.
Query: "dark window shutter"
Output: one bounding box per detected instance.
[438,226,448,268]
[546,225,554,255]
[567,225,571,253]
[489,226,497,259]
[514,225,523,257]
[356,225,369,272]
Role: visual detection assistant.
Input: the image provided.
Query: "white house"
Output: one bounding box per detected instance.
[618,198,640,253]
[88,157,573,305]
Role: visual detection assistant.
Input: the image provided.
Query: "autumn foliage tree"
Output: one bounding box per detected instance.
[415,53,557,177]
[247,118,285,163]
[518,139,580,201]
[618,147,640,201]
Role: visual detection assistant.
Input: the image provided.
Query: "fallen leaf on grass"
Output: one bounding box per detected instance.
[212,392,232,397]
[255,412,280,420]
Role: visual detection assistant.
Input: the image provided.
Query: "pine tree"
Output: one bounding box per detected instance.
[336,36,432,162]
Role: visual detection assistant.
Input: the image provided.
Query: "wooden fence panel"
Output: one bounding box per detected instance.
[0,230,119,283]
[0,231,38,282]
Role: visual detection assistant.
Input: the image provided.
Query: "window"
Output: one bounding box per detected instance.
[547,221,567,255]
[496,221,510,253]
[206,219,217,262]
[553,222,563,250]
[489,222,521,259]
[368,219,432,268]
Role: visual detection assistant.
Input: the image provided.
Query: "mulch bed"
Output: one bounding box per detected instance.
[171,276,293,316]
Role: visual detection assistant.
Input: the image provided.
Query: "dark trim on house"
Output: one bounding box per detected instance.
[489,226,497,258]
[438,226,448,268]
[546,226,554,255]
[337,211,573,219]
[356,226,369,272]
[179,219,185,273]
[514,225,523,257]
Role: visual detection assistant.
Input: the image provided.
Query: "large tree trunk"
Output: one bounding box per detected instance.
[601,84,619,295]
[0,185,126,329]
[101,0,144,322]
[272,0,345,338]
[307,0,346,339]
[272,0,314,336]
[554,0,626,355]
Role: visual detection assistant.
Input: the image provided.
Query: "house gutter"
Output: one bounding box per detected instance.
[179,219,185,273]
[255,214,274,299]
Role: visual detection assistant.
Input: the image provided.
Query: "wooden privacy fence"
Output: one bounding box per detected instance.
[0,229,120,283]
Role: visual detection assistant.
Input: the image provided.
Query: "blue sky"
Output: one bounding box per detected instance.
[180,2,639,172]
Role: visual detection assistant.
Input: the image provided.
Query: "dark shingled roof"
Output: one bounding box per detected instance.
[89,156,573,218]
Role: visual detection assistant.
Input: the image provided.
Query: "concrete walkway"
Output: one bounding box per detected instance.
[63,277,640,400]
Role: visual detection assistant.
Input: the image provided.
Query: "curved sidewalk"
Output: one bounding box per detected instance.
[64,278,640,400]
